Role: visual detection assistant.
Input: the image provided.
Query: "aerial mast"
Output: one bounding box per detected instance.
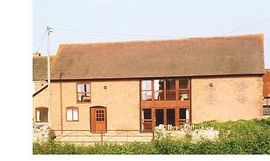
[47,26,53,125]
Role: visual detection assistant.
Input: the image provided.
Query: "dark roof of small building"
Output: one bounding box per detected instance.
[33,56,54,81]
[49,33,264,80]
[33,56,47,81]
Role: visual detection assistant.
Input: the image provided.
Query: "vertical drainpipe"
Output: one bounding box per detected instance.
[60,73,63,134]
[139,80,142,133]
[190,78,192,125]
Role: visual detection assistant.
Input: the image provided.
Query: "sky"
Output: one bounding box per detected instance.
[33,0,270,68]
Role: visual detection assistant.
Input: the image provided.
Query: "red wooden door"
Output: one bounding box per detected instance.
[90,107,107,133]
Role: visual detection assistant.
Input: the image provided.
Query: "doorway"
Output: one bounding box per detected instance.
[90,107,107,133]
[155,108,175,126]
[167,109,175,126]
[155,109,164,126]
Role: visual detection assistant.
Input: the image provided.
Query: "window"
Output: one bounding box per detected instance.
[166,79,176,100]
[155,109,164,126]
[35,107,48,122]
[66,107,79,121]
[141,79,190,102]
[179,108,189,125]
[143,109,152,119]
[167,109,175,126]
[179,79,188,89]
[179,79,190,101]
[140,78,191,132]
[154,80,165,101]
[77,83,91,103]
[142,109,152,131]
[96,110,105,121]
[141,80,152,101]
[154,79,177,101]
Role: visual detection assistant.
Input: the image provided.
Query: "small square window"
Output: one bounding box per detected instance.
[66,107,79,121]
[77,83,91,103]
[35,107,48,123]
[143,109,152,119]
[96,110,105,122]
[166,79,176,90]
[179,79,188,89]
[142,80,152,90]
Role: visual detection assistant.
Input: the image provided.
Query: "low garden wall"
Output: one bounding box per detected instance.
[33,124,54,142]
[154,124,219,142]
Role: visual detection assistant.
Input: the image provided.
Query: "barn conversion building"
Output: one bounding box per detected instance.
[33,33,267,136]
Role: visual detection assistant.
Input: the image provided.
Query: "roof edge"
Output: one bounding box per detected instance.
[51,73,264,81]
[56,33,264,47]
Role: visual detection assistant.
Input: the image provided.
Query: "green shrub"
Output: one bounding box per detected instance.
[152,137,194,154]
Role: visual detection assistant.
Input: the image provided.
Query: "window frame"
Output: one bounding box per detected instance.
[141,79,190,102]
[165,79,176,101]
[66,107,79,122]
[154,79,165,101]
[142,108,152,131]
[35,107,48,123]
[140,78,191,132]
[141,80,153,101]
[76,82,91,103]
[96,109,105,122]
[179,108,190,125]
[178,79,190,101]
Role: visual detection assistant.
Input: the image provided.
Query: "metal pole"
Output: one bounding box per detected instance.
[101,130,103,144]
[76,130,77,144]
[127,130,128,142]
[47,26,53,127]
[152,129,155,141]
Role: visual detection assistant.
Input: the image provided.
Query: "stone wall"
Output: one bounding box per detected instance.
[33,124,54,142]
[154,124,219,142]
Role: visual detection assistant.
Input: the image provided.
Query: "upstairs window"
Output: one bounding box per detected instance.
[141,79,190,101]
[141,80,152,101]
[66,107,79,121]
[77,83,91,103]
[166,79,176,100]
[179,79,190,101]
[35,107,48,123]
[154,80,165,101]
